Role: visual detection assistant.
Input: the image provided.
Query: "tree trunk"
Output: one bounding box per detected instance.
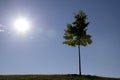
[78,45,81,76]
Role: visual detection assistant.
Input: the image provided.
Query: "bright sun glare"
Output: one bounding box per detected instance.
[14,17,30,34]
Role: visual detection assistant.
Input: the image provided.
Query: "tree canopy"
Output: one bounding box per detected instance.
[63,11,92,47]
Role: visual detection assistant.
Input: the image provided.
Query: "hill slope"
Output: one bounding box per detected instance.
[0,75,119,80]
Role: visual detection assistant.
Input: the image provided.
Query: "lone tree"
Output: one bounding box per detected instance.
[63,10,92,76]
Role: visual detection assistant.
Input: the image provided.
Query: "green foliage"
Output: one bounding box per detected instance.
[63,10,92,47]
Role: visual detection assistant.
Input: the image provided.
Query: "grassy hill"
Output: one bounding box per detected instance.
[0,74,119,80]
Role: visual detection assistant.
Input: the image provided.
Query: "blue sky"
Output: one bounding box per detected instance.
[0,0,120,78]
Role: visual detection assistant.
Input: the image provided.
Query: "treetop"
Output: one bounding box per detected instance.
[63,10,92,47]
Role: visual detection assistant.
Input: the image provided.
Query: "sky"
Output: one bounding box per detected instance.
[0,0,120,78]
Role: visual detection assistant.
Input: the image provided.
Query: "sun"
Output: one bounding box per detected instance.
[14,17,30,34]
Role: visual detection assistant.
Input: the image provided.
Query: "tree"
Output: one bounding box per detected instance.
[63,10,92,76]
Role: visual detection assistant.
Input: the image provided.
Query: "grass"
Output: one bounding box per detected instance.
[0,74,119,80]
